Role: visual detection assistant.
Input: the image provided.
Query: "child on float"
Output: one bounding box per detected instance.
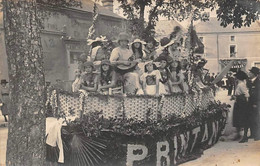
[80,61,99,92]
[144,36,159,61]
[179,57,190,93]
[87,36,111,70]
[72,69,82,92]
[169,60,183,93]
[130,39,147,62]
[155,53,173,94]
[98,60,118,95]
[140,61,166,96]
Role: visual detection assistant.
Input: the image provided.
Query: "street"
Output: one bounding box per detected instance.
[0,89,259,166]
[180,88,260,166]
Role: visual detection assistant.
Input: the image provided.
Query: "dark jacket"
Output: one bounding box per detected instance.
[248,76,260,106]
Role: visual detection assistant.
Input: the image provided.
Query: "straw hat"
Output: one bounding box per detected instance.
[130,39,146,46]
[87,36,108,45]
[117,32,129,43]
[101,60,112,66]
[83,61,94,68]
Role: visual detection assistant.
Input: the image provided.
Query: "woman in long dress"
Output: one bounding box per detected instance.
[232,71,249,143]
[0,79,10,122]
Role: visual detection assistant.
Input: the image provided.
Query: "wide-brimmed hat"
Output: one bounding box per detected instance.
[1,79,8,84]
[101,60,112,66]
[83,61,94,68]
[234,71,248,80]
[130,39,146,46]
[145,36,159,47]
[160,37,175,48]
[249,67,260,76]
[155,53,173,64]
[144,60,155,67]
[87,36,108,45]
[117,32,129,43]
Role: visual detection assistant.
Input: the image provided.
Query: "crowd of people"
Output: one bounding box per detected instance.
[71,29,210,96]
[231,67,260,143]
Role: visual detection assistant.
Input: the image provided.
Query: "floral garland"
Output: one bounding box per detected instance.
[87,1,99,42]
[78,89,88,118]
[64,101,230,138]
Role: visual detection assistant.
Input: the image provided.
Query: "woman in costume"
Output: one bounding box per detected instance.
[98,60,118,95]
[110,32,142,95]
[80,61,99,92]
[140,61,166,96]
[155,53,172,94]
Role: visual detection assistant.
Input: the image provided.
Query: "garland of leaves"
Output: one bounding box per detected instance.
[87,1,99,41]
[63,100,229,138]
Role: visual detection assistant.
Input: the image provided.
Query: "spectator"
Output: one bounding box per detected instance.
[231,71,249,143]
[247,67,260,141]
[0,79,10,122]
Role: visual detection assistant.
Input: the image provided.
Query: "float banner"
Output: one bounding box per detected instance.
[52,113,226,166]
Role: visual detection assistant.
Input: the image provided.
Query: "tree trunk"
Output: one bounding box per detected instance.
[3,0,46,166]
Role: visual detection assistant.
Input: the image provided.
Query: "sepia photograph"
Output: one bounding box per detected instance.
[0,0,259,165]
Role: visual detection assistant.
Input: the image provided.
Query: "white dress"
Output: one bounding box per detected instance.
[140,70,166,95]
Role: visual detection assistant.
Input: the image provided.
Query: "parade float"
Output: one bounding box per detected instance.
[46,83,229,166]
[45,2,229,166]
[45,41,230,166]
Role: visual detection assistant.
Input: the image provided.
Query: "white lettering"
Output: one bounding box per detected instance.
[201,123,209,142]
[157,141,170,166]
[190,127,200,152]
[179,131,190,157]
[173,136,178,165]
[126,144,148,166]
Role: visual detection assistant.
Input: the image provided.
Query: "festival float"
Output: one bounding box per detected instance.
[45,46,230,166]
[45,2,230,166]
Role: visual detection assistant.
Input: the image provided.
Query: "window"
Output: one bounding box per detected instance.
[230,45,236,57]
[199,37,204,43]
[231,36,235,41]
[69,52,81,64]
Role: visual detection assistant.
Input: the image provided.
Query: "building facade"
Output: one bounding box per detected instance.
[195,17,260,73]
[0,0,125,87]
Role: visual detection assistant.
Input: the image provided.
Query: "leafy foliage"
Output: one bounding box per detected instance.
[36,0,82,8]
[117,0,259,38]
[214,0,260,28]
[66,101,229,137]
[117,0,213,39]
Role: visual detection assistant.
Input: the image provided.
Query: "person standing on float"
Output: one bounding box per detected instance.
[0,79,10,122]
[247,67,260,141]
[110,32,142,95]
